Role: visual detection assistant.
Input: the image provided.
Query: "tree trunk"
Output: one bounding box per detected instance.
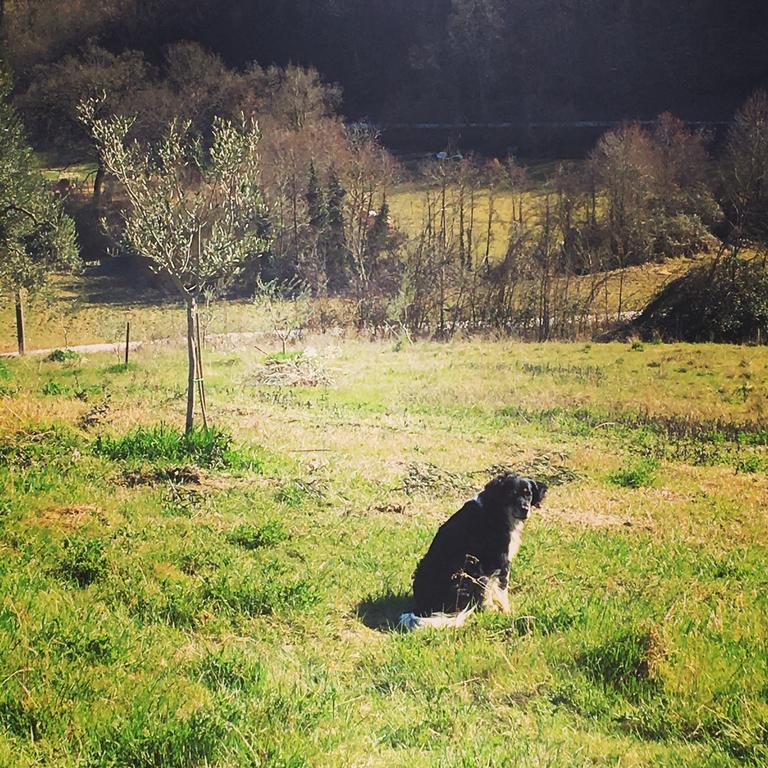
[185,294,198,433]
[92,161,105,210]
[15,288,26,356]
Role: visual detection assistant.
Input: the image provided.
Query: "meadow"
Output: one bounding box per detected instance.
[0,332,766,767]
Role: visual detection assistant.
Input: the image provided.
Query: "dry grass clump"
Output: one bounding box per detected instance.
[248,352,333,387]
[397,461,475,496]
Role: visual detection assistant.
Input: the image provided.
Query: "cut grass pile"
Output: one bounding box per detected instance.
[0,337,766,767]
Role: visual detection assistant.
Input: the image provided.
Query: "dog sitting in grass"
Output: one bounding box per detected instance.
[400,474,547,630]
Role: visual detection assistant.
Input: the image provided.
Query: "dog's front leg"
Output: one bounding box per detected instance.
[495,585,510,614]
[495,567,511,613]
[482,568,511,614]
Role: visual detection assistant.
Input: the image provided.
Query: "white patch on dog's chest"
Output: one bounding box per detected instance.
[508,521,525,561]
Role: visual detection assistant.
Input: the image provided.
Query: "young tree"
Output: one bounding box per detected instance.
[79,99,271,431]
[0,68,78,354]
[325,169,348,292]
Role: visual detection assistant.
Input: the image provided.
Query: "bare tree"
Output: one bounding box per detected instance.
[720,90,768,264]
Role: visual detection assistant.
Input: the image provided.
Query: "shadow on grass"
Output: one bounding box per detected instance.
[356,592,413,632]
[58,266,176,308]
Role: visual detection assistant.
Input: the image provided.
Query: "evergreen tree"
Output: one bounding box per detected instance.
[302,161,328,290]
[0,66,78,354]
[305,161,327,230]
[364,193,391,276]
[325,168,347,292]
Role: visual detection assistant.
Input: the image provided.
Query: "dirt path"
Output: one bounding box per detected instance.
[0,331,274,359]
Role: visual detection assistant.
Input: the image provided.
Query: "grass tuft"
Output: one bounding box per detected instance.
[105,362,138,374]
[227,520,289,550]
[577,625,664,696]
[46,348,81,363]
[93,425,255,470]
[87,699,226,768]
[203,562,320,617]
[608,457,659,488]
[42,380,65,396]
[0,425,83,468]
[58,535,108,587]
[194,646,265,693]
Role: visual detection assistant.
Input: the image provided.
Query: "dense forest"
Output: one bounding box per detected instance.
[4,0,768,127]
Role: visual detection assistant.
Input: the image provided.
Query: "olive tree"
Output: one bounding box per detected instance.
[0,68,78,354]
[79,98,271,431]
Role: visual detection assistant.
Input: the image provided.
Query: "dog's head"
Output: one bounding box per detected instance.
[481,474,547,520]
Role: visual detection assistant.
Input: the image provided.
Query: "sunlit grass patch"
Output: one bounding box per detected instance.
[93,424,257,470]
[608,457,660,488]
[0,338,766,767]
[227,520,289,550]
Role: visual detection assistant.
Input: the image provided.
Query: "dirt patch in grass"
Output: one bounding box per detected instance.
[120,465,202,486]
[542,505,647,530]
[34,504,104,530]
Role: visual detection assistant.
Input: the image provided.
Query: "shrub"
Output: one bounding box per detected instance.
[633,259,768,343]
[46,349,80,363]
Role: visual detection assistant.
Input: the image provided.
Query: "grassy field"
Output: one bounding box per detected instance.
[387,181,537,263]
[0,335,766,767]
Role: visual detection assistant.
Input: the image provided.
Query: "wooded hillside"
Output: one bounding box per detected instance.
[5,0,768,124]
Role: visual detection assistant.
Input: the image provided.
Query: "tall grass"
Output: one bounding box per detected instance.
[93,424,254,469]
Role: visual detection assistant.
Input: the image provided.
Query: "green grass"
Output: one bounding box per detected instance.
[0,337,766,766]
[92,424,250,469]
[608,457,659,488]
[227,520,289,550]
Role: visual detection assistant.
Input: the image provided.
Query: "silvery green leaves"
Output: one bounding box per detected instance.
[0,68,78,293]
[79,97,272,430]
[78,99,270,297]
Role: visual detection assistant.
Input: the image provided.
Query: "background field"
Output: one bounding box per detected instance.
[0,335,766,767]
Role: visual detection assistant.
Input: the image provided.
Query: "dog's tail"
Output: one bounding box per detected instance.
[398,605,476,631]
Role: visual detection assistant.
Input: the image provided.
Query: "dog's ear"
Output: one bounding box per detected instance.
[531,480,548,507]
[482,475,508,504]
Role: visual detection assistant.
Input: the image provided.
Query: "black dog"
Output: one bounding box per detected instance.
[400,474,546,630]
